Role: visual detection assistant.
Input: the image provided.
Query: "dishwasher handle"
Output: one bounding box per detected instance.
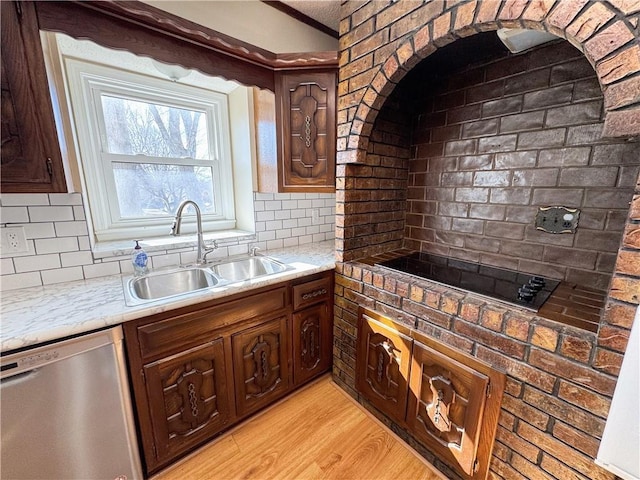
[0,368,39,385]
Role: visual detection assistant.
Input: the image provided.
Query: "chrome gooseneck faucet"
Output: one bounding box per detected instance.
[170,200,216,265]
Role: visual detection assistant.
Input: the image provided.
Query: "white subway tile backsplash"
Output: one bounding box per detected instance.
[14,254,61,273]
[313,233,326,243]
[29,206,74,223]
[228,244,248,256]
[266,220,283,231]
[55,221,89,237]
[73,206,86,220]
[255,193,274,201]
[283,219,298,229]
[283,237,299,247]
[83,262,121,279]
[0,191,336,285]
[1,194,50,206]
[151,253,180,269]
[23,223,56,239]
[298,235,313,244]
[1,258,15,275]
[41,267,83,285]
[276,229,292,239]
[258,231,276,242]
[265,201,282,211]
[78,236,91,251]
[2,272,41,290]
[256,211,275,222]
[61,251,94,267]
[49,193,83,205]
[266,239,283,250]
[274,210,291,220]
[35,237,79,255]
[1,207,30,223]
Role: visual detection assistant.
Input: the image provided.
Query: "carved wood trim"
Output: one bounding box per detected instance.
[34,1,338,92]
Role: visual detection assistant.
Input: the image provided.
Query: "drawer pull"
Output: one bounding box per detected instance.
[302,288,327,300]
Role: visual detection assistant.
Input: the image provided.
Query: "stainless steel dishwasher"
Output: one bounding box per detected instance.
[1,326,143,480]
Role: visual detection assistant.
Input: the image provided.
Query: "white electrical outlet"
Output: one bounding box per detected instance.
[1,226,29,254]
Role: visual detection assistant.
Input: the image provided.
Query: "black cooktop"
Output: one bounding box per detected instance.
[377,252,559,312]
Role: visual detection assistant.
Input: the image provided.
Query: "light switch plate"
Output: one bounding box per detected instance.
[535,206,580,234]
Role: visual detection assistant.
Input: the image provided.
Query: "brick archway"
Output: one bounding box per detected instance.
[337,0,640,165]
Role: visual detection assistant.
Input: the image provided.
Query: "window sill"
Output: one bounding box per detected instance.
[91,229,256,259]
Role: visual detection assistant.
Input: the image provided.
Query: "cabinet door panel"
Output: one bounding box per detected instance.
[407,341,489,477]
[143,339,232,467]
[232,315,290,416]
[275,70,335,192]
[293,302,332,385]
[1,1,66,192]
[356,309,413,423]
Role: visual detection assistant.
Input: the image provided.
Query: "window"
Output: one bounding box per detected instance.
[64,58,236,242]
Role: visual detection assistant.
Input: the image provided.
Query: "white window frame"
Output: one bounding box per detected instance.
[64,58,236,242]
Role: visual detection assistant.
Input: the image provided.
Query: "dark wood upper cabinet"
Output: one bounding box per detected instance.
[15,0,338,195]
[1,1,66,193]
[275,70,336,192]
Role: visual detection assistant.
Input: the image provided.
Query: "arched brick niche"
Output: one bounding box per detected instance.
[337,0,640,164]
[334,3,640,480]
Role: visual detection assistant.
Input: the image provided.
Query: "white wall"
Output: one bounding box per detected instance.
[141,0,338,53]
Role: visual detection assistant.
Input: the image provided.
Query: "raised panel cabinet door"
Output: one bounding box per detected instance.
[407,340,489,479]
[1,1,66,192]
[356,308,413,423]
[292,302,332,385]
[143,339,232,469]
[275,70,336,193]
[232,315,290,417]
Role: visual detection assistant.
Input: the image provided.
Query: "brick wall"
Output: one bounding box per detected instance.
[401,40,639,291]
[334,261,621,480]
[335,2,640,479]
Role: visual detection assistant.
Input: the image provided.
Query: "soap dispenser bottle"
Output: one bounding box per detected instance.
[131,240,148,276]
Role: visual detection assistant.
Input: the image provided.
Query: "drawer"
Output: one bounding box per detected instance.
[293,276,331,310]
[138,286,287,360]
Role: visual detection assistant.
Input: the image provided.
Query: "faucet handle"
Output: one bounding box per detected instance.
[250,245,261,256]
[202,240,218,263]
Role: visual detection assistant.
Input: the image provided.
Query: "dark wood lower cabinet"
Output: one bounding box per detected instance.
[292,302,332,385]
[123,271,333,476]
[356,307,505,480]
[232,315,290,417]
[356,308,413,423]
[143,339,233,464]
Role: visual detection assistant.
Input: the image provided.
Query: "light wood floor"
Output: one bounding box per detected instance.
[153,375,445,480]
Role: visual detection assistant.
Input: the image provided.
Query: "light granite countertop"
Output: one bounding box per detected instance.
[1,241,336,353]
